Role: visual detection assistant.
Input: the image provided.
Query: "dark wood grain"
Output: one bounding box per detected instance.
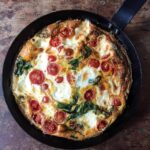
[0,0,150,149]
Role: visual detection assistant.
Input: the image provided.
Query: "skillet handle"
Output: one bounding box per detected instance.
[111,0,146,30]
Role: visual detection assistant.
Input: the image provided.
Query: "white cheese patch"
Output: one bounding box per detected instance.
[63,20,91,50]
[14,72,44,102]
[40,38,50,49]
[76,66,99,88]
[52,78,72,103]
[108,79,121,95]
[96,90,112,108]
[42,103,55,117]
[98,35,114,57]
[33,37,50,50]
[46,75,72,103]
[78,111,97,128]
[64,36,78,50]
[35,52,49,73]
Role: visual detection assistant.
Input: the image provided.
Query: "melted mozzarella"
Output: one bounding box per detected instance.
[40,38,50,49]
[46,75,72,103]
[65,36,78,49]
[76,66,99,88]
[78,111,97,128]
[35,52,49,72]
[43,103,55,117]
[14,72,44,102]
[52,78,72,103]
[96,90,111,108]
[64,20,91,49]
[98,35,113,57]
[33,37,50,50]
[108,79,121,95]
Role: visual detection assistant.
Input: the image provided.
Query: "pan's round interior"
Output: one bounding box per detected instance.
[2,10,142,149]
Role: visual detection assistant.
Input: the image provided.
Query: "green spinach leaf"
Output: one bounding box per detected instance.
[82,45,92,58]
[57,93,79,113]
[15,57,32,76]
[69,58,80,70]
[68,101,99,120]
[88,76,101,85]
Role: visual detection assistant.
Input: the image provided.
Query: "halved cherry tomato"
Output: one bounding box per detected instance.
[55,76,64,83]
[48,55,57,62]
[113,98,121,106]
[65,48,74,56]
[97,120,107,130]
[42,96,50,103]
[67,73,75,84]
[29,70,45,85]
[54,111,66,124]
[60,27,72,38]
[58,45,64,52]
[47,63,59,76]
[89,59,100,68]
[89,39,97,47]
[41,83,49,91]
[84,89,94,100]
[29,100,40,112]
[32,113,42,124]
[101,61,110,72]
[43,120,58,134]
[50,36,61,47]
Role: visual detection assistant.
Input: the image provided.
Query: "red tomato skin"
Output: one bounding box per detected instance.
[60,27,72,38]
[113,98,121,106]
[29,100,40,112]
[65,48,74,56]
[43,120,58,134]
[29,70,45,85]
[48,55,57,62]
[58,45,64,52]
[47,63,59,76]
[89,59,100,68]
[97,120,107,130]
[84,89,94,100]
[55,76,64,83]
[67,73,75,84]
[101,61,110,72]
[54,111,66,124]
[89,39,97,47]
[32,113,42,124]
[42,96,50,103]
[50,37,61,47]
[41,83,49,90]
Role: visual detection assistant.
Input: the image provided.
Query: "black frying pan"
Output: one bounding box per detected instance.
[2,0,145,149]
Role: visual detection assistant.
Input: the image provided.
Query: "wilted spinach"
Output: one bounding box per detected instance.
[57,93,79,113]
[82,45,92,58]
[68,102,114,120]
[88,76,101,85]
[15,57,32,76]
[68,101,99,120]
[69,58,80,70]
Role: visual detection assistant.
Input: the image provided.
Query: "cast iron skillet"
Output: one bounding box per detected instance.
[2,0,145,149]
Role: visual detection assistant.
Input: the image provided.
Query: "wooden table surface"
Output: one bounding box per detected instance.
[0,0,150,149]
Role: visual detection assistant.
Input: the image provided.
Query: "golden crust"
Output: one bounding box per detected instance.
[12,19,132,141]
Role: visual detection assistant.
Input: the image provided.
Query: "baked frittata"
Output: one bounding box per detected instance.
[12,19,132,140]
